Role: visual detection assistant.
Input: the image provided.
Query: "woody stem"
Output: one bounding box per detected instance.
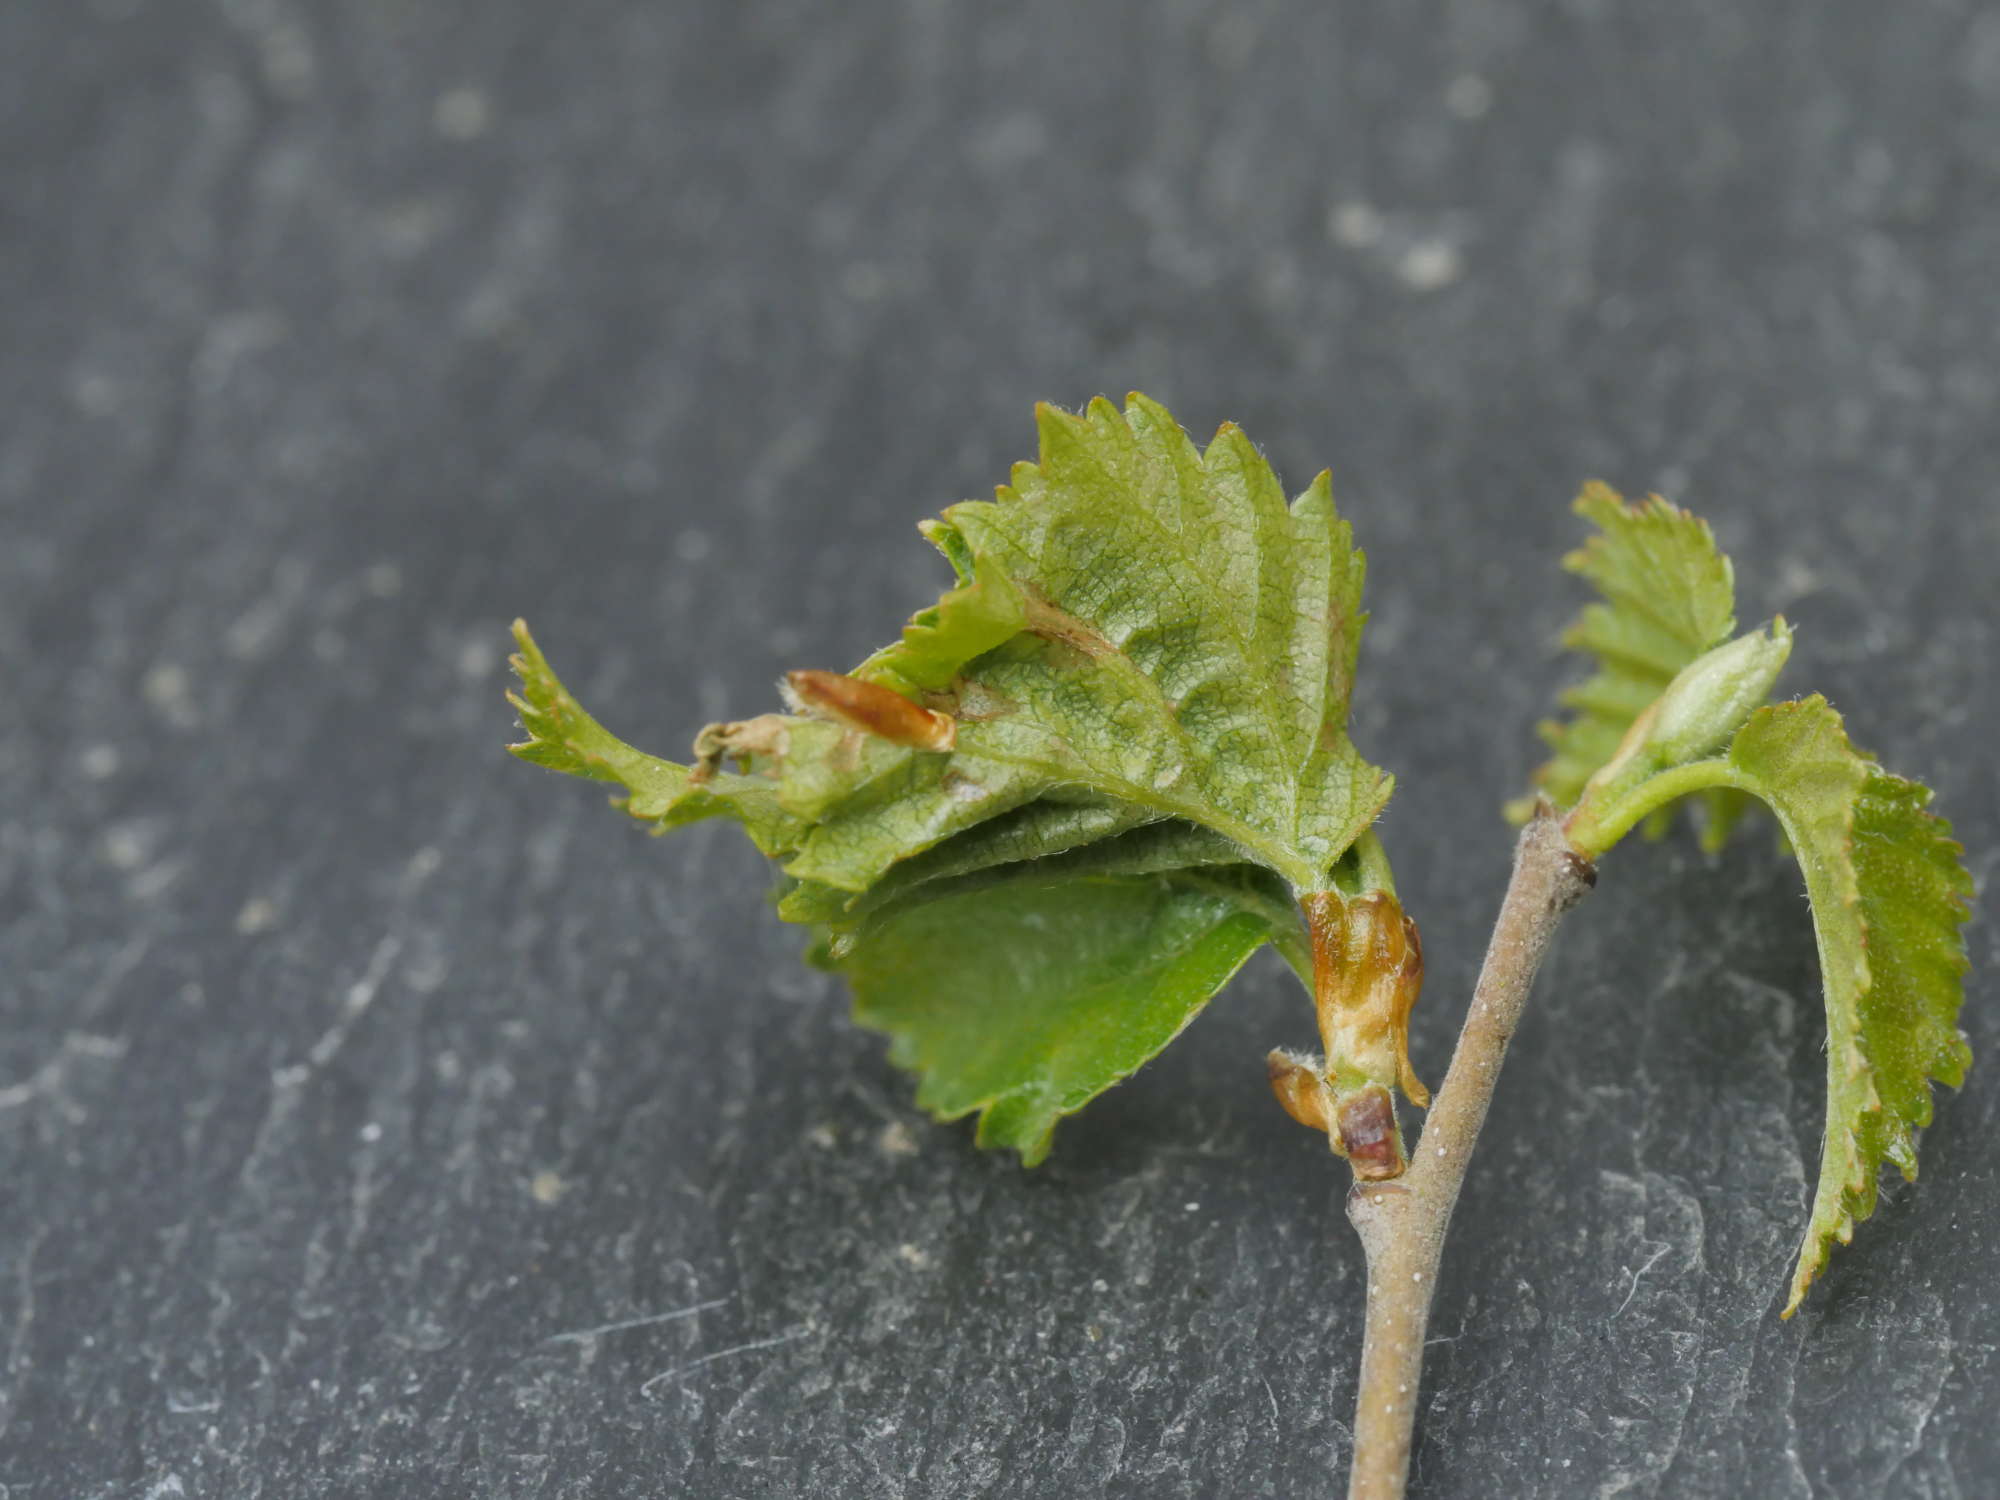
[1342,809,1596,1500]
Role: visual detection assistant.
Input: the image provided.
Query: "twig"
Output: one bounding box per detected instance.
[1343,808,1596,1500]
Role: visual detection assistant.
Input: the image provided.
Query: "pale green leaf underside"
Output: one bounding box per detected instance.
[840,873,1275,1164]
[1524,483,1736,816]
[513,394,1388,901]
[1633,698,1973,1314]
[509,393,1392,1162]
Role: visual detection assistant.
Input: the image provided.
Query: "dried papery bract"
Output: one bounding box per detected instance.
[1267,1049,1335,1133]
[782,669,958,752]
[689,714,791,783]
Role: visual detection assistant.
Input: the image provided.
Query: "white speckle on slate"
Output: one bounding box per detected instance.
[235,897,277,935]
[434,88,491,141]
[1329,202,1384,249]
[129,859,184,902]
[142,664,199,729]
[1397,240,1463,290]
[1446,74,1494,119]
[81,744,120,779]
[878,1120,918,1157]
[456,635,500,680]
[102,822,153,871]
[402,940,450,994]
[70,370,118,416]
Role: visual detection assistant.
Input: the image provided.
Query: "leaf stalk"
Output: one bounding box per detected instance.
[1564,757,1754,859]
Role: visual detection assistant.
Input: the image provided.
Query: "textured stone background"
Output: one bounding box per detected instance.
[3,3,1996,1496]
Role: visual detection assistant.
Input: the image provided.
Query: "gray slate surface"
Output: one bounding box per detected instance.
[3,3,1996,1496]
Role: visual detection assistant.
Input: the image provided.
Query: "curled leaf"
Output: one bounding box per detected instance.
[508,395,1398,1159]
[1720,700,1975,1314]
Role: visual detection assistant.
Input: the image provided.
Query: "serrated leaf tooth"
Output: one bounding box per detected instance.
[1121,388,1175,431]
[1527,484,1741,817]
[1034,402,1097,477]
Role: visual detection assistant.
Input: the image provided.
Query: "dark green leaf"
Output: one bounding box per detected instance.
[837,873,1276,1164]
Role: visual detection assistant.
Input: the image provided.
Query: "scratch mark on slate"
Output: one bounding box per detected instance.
[546,1296,732,1344]
[640,1328,811,1397]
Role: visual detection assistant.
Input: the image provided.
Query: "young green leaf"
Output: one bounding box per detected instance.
[510,394,1396,1161]
[1515,484,1738,822]
[513,394,1389,900]
[1568,695,1974,1314]
[834,870,1278,1163]
[874,393,1389,895]
[1722,700,1974,1314]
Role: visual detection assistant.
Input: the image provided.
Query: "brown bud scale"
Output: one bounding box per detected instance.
[784,670,956,752]
[1336,1085,1406,1180]
[1267,1049,1335,1133]
[1301,889,1430,1110]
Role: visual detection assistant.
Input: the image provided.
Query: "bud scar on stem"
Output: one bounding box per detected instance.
[1268,889,1429,1180]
